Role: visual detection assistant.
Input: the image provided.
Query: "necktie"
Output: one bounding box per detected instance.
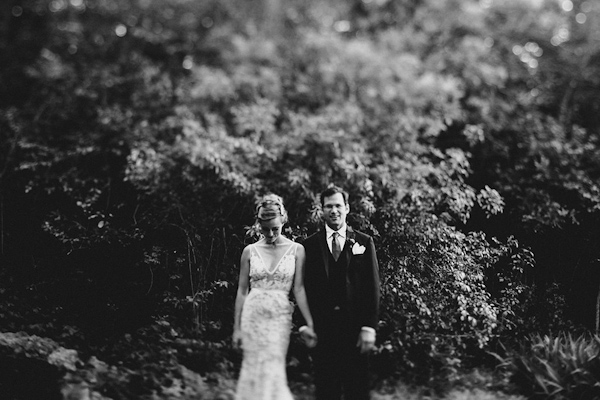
[331,232,341,261]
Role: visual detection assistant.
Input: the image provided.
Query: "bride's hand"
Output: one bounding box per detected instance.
[233,329,243,349]
[301,326,318,348]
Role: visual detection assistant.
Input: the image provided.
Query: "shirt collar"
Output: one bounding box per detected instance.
[325,223,347,239]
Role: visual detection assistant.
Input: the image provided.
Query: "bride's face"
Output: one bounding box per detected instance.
[260,217,284,244]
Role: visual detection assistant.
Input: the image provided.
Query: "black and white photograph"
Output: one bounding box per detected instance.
[1,0,599,399]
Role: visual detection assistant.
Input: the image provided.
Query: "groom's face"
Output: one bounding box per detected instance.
[322,193,349,231]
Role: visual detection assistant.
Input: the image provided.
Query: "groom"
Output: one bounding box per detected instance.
[301,185,380,400]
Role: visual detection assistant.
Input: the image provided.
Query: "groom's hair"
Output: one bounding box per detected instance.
[319,185,349,206]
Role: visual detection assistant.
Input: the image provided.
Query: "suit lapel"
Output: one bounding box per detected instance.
[342,226,356,271]
[318,229,331,278]
[319,226,356,278]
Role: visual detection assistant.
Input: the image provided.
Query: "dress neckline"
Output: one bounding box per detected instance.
[254,243,294,274]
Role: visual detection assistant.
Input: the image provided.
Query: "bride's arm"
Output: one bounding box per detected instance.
[293,244,317,346]
[233,246,251,348]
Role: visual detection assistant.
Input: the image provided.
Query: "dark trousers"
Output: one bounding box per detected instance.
[312,310,370,400]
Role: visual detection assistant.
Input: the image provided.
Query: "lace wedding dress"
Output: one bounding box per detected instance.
[235,243,298,400]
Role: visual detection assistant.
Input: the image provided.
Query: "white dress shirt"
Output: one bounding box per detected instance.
[325,223,346,254]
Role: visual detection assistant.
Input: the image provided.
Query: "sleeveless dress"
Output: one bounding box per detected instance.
[235,243,298,400]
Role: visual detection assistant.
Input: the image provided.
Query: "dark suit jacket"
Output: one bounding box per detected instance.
[302,226,380,336]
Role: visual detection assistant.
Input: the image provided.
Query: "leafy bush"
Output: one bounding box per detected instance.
[364,146,520,388]
[73,319,214,400]
[2,0,597,395]
[494,333,600,400]
[375,212,501,386]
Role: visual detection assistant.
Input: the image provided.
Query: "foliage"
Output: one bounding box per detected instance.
[0,331,70,365]
[0,329,213,400]
[374,205,515,386]
[493,333,600,400]
[1,0,600,396]
[84,319,215,400]
[372,381,525,400]
[467,110,600,328]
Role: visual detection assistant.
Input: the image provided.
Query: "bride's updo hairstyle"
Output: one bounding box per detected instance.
[256,193,288,224]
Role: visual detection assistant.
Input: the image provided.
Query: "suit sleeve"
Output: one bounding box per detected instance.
[365,236,380,329]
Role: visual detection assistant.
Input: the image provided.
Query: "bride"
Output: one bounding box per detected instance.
[233,194,317,399]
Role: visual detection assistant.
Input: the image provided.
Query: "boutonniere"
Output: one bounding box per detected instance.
[351,241,366,255]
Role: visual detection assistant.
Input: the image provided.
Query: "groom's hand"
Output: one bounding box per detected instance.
[356,329,376,354]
